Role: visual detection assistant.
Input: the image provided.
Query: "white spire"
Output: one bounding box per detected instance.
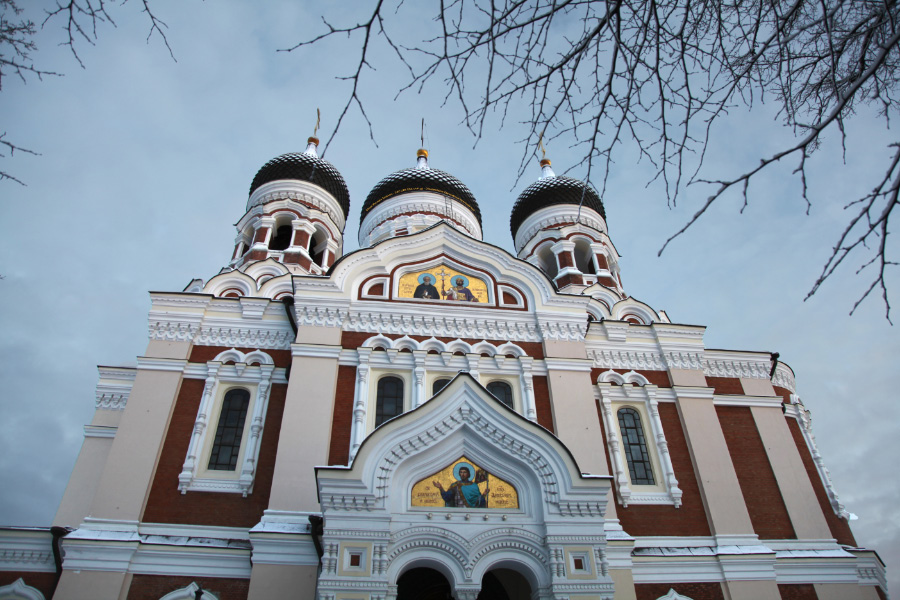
[304,136,319,158]
[416,148,429,169]
[540,158,556,179]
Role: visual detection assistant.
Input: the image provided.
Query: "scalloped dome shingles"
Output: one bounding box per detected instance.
[249,152,351,218]
[510,175,606,239]
[362,166,481,225]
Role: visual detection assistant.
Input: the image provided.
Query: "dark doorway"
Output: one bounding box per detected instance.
[397,567,452,600]
[478,569,531,600]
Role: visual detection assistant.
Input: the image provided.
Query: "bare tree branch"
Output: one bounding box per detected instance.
[0,0,173,185]
[293,0,900,320]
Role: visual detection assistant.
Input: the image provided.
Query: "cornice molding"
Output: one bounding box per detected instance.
[0,529,55,573]
[339,309,543,343]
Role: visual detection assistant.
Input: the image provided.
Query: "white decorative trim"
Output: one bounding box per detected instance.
[0,529,54,573]
[194,324,293,349]
[773,363,797,393]
[0,578,45,600]
[83,425,117,439]
[135,357,188,372]
[340,308,542,343]
[585,347,798,394]
[247,179,346,233]
[587,348,666,371]
[791,395,850,519]
[291,344,343,359]
[178,349,276,496]
[596,374,682,508]
[148,320,200,343]
[359,191,483,247]
[95,366,135,410]
[159,582,220,600]
[514,204,607,255]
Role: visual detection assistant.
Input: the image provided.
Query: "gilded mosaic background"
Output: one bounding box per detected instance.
[398,266,489,303]
[411,456,518,509]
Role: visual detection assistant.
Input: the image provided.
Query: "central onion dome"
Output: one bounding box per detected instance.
[359,149,483,247]
[248,137,350,219]
[362,150,481,224]
[510,159,606,241]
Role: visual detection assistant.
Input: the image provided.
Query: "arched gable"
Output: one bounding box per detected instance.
[315,374,614,600]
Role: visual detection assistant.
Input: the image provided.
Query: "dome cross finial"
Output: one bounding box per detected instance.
[538,132,555,177]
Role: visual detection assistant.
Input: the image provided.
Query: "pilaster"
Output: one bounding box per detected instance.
[673,386,755,536]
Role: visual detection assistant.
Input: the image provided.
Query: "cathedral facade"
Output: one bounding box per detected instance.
[0,140,888,600]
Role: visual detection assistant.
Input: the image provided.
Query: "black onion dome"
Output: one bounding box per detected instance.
[510,175,606,239]
[249,152,351,218]
[362,166,481,225]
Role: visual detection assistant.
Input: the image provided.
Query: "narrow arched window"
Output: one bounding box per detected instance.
[375,376,404,427]
[208,389,251,471]
[432,378,451,396]
[617,407,655,485]
[486,381,514,409]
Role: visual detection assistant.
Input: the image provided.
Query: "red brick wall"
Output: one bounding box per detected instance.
[706,376,743,394]
[773,386,793,404]
[555,273,583,288]
[778,584,819,599]
[635,583,725,600]
[328,365,358,465]
[189,346,292,369]
[142,379,287,527]
[786,418,857,546]
[127,575,249,600]
[532,375,555,433]
[601,402,712,537]
[716,405,796,539]
[0,571,58,599]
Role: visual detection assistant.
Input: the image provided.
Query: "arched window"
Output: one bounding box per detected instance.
[574,238,597,274]
[208,388,251,471]
[432,378,451,396]
[617,407,655,485]
[269,224,293,251]
[375,376,404,427]
[310,228,329,266]
[537,245,558,279]
[486,381,514,409]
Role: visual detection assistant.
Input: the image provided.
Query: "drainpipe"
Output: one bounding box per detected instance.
[50,526,71,595]
[308,515,324,565]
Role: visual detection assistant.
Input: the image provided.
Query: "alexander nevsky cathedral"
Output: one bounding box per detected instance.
[0,136,888,600]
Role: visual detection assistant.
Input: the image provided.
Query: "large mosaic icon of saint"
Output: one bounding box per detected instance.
[399,266,489,303]
[411,457,519,509]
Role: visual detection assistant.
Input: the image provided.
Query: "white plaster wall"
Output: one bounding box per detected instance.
[53,436,114,527]
[267,353,340,511]
[54,570,131,600]
[247,564,318,600]
[88,360,186,521]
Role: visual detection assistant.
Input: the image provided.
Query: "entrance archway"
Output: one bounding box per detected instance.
[397,567,452,600]
[478,568,532,600]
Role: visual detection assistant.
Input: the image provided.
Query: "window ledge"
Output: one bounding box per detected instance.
[178,475,253,496]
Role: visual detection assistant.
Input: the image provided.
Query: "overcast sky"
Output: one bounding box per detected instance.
[0,0,896,589]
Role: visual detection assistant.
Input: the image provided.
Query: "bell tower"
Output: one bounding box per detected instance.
[510,158,623,295]
[232,137,350,275]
